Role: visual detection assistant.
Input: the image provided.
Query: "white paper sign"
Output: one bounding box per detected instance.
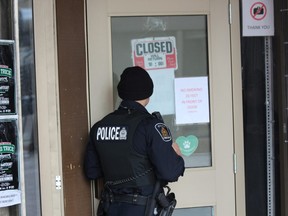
[174,77,210,124]
[242,0,274,36]
[0,189,21,207]
[146,69,175,115]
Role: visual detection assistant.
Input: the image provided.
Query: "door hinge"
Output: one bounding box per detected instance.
[233,153,237,174]
[229,2,232,24]
[55,175,62,190]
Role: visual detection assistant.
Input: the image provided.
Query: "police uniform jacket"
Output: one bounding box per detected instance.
[84,100,185,215]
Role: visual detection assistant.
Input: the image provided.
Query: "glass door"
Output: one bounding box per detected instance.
[110,16,213,216]
[111,15,211,169]
[87,0,242,215]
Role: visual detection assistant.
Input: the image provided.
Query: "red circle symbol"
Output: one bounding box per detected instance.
[250,2,267,21]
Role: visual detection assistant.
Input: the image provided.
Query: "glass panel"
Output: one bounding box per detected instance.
[0,0,41,215]
[0,42,19,216]
[174,206,213,216]
[111,16,211,168]
[0,0,13,40]
[0,1,18,215]
[19,0,41,215]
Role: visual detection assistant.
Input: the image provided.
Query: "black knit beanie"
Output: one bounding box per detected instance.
[117,66,154,100]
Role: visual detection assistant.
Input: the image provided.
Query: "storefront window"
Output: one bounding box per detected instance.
[0,0,41,215]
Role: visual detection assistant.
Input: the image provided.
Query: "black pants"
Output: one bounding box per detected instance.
[106,202,147,216]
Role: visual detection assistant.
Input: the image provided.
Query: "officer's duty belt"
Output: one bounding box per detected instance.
[112,194,148,205]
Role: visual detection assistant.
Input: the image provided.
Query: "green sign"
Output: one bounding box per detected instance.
[176,135,199,157]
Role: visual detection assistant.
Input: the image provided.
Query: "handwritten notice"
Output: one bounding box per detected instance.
[174,77,210,124]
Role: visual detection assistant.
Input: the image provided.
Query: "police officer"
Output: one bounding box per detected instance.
[84,66,185,216]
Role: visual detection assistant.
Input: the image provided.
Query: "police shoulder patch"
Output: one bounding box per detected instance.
[154,123,172,142]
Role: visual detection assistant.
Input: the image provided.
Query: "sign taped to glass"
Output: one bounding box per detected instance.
[131,37,178,70]
[0,120,20,207]
[0,42,20,207]
[0,44,16,114]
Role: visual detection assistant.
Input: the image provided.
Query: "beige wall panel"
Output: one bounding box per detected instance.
[34,0,63,215]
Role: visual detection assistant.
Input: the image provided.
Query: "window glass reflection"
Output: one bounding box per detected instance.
[19,0,41,215]
[0,0,13,40]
